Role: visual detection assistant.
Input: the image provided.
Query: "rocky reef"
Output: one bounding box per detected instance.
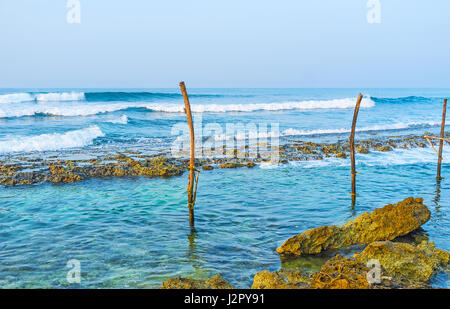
[308,255,372,289]
[355,240,450,282]
[276,197,431,256]
[160,275,233,289]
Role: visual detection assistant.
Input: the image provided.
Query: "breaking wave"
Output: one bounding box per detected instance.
[0,92,85,104]
[104,115,128,124]
[145,97,375,113]
[282,121,441,137]
[0,95,376,118]
[206,121,441,141]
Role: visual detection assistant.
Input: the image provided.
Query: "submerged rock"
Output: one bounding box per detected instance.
[277,197,430,256]
[354,241,450,282]
[309,255,371,289]
[251,269,312,289]
[377,145,393,152]
[160,274,233,289]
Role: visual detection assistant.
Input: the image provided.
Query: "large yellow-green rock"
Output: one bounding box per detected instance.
[251,269,311,289]
[354,241,450,282]
[277,197,430,256]
[160,275,233,289]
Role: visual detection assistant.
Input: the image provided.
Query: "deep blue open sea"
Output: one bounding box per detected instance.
[0,88,449,288]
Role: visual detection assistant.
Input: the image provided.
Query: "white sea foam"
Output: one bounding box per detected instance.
[259,162,282,169]
[0,126,104,154]
[359,147,450,167]
[0,103,135,118]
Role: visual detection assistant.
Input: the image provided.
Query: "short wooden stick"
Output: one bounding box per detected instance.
[437,98,447,179]
[350,93,363,205]
[179,81,196,226]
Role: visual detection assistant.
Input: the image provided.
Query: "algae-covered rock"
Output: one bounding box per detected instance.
[251,269,311,289]
[356,145,369,154]
[377,145,393,152]
[277,197,430,256]
[309,254,430,289]
[201,165,214,170]
[309,255,371,289]
[160,274,233,289]
[354,241,450,282]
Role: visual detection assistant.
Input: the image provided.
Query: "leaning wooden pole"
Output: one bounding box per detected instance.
[437,98,448,179]
[179,81,196,226]
[349,93,363,205]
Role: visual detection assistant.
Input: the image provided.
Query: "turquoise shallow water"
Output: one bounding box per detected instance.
[1,160,449,288]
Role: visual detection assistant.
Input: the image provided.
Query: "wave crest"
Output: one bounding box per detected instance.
[145,97,375,113]
[0,126,104,154]
[282,121,441,137]
[0,97,375,118]
[205,121,441,141]
[0,92,85,104]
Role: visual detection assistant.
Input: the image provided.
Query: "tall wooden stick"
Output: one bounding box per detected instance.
[179,81,195,226]
[437,98,447,179]
[349,93,363,205]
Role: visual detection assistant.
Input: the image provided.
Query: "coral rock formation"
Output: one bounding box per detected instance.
[277,197,431,256]
[160,274,233,289]
[251,269,311,289]
[354,240,450,282]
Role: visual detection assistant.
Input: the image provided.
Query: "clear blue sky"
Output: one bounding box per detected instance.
[1,0,449,88]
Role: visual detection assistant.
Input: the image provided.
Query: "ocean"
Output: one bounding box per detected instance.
[0,88,449,288]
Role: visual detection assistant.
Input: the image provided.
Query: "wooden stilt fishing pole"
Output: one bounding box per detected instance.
[349,93,363,206]
[437,99,447,180]
[179,81,198,227]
